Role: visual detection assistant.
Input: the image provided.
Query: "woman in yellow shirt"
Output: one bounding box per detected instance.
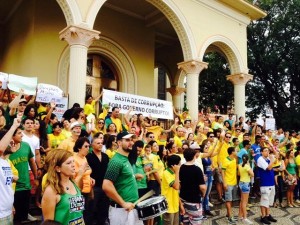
[238,154,254,224]
[105,135,118,159]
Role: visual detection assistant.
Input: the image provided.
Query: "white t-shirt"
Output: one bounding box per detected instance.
[22,132,40,169]
[0,158,14,218]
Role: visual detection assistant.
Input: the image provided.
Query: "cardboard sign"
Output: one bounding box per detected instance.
[36,83,63,103]
[53,97,68,121]
[102,89,173,119]
[8,74,37,95]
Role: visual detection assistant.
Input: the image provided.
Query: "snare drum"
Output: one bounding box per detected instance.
[136,196,168,220]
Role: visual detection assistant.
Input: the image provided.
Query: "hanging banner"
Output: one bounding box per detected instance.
[102,89,173,120]
[36,83,63,103]
[0,72,9,89]
[53,97,68,121]
[8,74,38,95]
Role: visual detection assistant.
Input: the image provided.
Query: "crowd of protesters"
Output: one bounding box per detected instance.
[1,88,300,225]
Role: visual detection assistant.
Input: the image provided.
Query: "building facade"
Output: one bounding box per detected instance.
[0,0,266,119]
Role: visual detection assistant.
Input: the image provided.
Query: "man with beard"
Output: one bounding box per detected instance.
[102,131,143,225]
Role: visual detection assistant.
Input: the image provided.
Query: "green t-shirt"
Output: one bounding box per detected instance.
[104,152,139,203]
[54,182,84,225]
[9,142,34,191]
[133,156,147,189]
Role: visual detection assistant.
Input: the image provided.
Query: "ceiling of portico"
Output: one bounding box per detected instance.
[103,0,180,49]
[0,0,180,49]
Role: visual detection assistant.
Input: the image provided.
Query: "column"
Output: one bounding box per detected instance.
[177,60,208,119]
[166,85,186,111]
[226,73,253,118]
[59,25,100,107]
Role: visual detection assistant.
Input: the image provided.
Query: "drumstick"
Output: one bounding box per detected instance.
[133,190,155,206]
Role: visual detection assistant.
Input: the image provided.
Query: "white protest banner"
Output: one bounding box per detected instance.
[102,89,173,120]
[53,97,68,121]
[36,83,63,103]
[0,72,9,89]
[8,74,38,95]
[265,118,276,131]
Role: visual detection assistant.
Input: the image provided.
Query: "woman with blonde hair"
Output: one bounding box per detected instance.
[42,149,85,225]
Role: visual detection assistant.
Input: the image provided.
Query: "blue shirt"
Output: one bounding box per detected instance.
[237,148,248,164]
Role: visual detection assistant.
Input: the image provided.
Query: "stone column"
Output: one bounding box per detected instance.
[166,85,186,111]
[177,60,208,119]
[59,25,100,107]
[226,73,253,118]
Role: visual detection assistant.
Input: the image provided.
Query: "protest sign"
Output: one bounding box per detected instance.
[265,118,276,131]
[0,72,9,89]
[53,97,68,121]
[8,74,38,95]
[102,89,173,120]
[36,83,63,103]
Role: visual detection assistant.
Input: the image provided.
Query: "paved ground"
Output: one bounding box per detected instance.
[24,199,300,225]
[203,199,300,225]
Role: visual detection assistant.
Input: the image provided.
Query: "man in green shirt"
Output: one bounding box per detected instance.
[103,131,143,225]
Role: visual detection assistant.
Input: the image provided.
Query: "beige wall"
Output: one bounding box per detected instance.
[94,7,156,97]
[174,0,248,66]
[1,0,66,84]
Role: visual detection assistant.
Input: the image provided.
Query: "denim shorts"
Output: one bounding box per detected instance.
[239,181,250,193]
[225,185,237,201]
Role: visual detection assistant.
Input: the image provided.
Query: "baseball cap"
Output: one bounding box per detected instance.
[19,98,27,104]
[117,131,133,141]
[189,142,201,151]
[70,121,81,130]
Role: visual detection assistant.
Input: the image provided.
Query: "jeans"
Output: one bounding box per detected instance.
[294,178,300,200]
[202,174,213,211]
[274,176,284,203]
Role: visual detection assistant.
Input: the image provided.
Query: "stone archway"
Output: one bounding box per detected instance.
[199,35,247,74]
[57,37,137,94]
[56,0,196,61]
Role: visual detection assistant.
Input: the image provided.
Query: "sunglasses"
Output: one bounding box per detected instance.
[225,136,231,138]
[209,136,214,138]
[98,121,104,124]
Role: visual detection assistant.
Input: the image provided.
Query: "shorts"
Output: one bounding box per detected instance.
[239,182,250,193]
[260,186,275,208]
[225,185,237,202]
[213,168,223,183]
[0,214,13,225]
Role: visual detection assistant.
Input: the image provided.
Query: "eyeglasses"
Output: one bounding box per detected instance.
[225,136,231,138]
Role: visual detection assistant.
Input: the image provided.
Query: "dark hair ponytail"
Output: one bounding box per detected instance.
[242,154,249,167]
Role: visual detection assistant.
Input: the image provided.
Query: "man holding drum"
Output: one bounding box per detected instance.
[102,131,143,225]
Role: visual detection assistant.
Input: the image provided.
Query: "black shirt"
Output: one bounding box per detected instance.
[179,164,205,203]
[86,151,109,188]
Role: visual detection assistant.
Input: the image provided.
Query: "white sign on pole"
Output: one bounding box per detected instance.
[102,89,174,120]
[0,72,9,89]
[53,97,68,121]
[8,74,38,95]
[36,83,63,103]
[265,118,276,131]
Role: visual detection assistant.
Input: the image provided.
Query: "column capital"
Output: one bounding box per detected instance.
[166,85,186,96]
[59,25,100,47]
[226,73,253,85]
[177,60,208,74]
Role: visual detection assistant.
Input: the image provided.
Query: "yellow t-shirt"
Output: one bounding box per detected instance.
[143,153,159,181]
[48,133,67,149]
[156,139,167,147]
[146,126,163,140]
[222,156,237,186]
[218,142,230,167]
[161,168,179,213]
[8,159,18,192]
[174,135,185,148]
[238,164,251,183]
[110,117,123,133]
[58,137,76,152]
[106,148,117,159]
[84,100,96,116]
[295,155,300,177]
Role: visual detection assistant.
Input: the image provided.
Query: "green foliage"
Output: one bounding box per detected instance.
[199,52,233,114]
[247,0,300,129]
